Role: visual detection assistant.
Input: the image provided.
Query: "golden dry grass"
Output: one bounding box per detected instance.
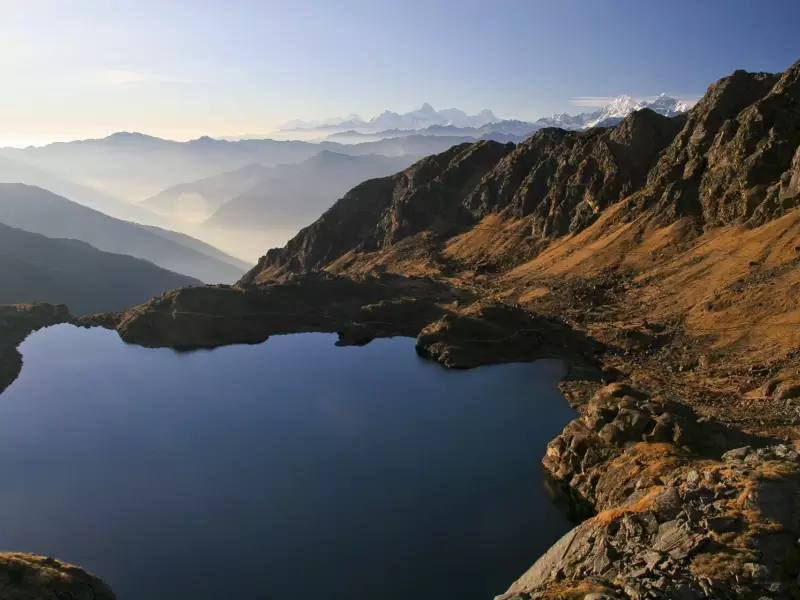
[593,486,665,525]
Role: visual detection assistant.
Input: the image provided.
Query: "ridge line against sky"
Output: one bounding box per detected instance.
[1,0,798,147]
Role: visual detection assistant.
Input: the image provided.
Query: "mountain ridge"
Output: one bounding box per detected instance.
[0,183,246,283]
[279,103,500,133]
[0,221,200,315]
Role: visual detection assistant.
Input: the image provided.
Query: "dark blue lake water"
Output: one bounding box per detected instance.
[0,325,574,600]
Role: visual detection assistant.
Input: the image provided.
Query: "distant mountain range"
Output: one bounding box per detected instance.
[142,163,271,220]
[0,184,248,283]
[0,221,200,315]
[535,94,691,130]
[145,151,417,231]
[280,96,691,141]
[0,154,169,225]
[280,104,500,133]
[0,132,481,205]
[327,120,541,143]
[206,151,416,230]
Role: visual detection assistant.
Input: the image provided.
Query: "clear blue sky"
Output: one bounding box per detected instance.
[1,0,798,144]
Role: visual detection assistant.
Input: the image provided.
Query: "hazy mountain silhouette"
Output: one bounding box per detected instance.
[203,151,417,230]
[0,184,246,283]
[0,135,321,201]
[0,155,168,225]
[280,104,499,133]
[142,163,271,220]
[0,221,200,315]
[327,120,541,143]
[0,134,483,205]
[137,224,252,271]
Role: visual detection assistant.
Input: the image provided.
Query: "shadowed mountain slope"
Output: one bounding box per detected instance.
[0,184,246,283]
[0,222,200,315]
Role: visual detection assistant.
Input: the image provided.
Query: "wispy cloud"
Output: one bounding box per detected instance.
[569,96,621,108]
[98,70,195,88]
[570,94,701,108]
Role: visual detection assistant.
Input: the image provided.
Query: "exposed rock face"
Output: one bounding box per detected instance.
[82,273,457,349]
[640,63,800,227]
[244,141,515,282]
[416,303,600,369]
[245,111,684,281]
[464,109,685,237]
[503,384,800,600]
[0,552,115,600]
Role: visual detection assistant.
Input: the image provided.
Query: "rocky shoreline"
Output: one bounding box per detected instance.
[73,265,800,599]
[0,304,118,599]
[3,261,800,599]
[76,272,604,371]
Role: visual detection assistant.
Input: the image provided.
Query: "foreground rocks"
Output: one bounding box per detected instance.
[500,383,800,600]
[0,553,115,600]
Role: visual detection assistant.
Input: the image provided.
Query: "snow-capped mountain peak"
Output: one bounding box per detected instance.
[537,94,690,131]
[601,95,640,118]
[281,105,500,134]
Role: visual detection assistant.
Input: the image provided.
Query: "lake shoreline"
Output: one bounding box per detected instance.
[4,269,800,599]
[1,323,575,600]
[75,269,800,598]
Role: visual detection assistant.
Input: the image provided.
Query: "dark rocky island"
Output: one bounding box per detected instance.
[3,58,800,599]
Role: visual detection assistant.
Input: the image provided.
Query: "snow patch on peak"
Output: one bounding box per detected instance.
[537,94,691,131]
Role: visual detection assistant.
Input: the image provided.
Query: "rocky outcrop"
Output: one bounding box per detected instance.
[79,274,603,370]
[416,303,600,369]
[464,109,685,237]
[80,273,457,349]
[0,303,70,394]
[502,384,800,600]
[0,552,116,600]
[640,62,800,227]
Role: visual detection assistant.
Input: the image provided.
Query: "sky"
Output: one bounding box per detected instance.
[1,0,799,146]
